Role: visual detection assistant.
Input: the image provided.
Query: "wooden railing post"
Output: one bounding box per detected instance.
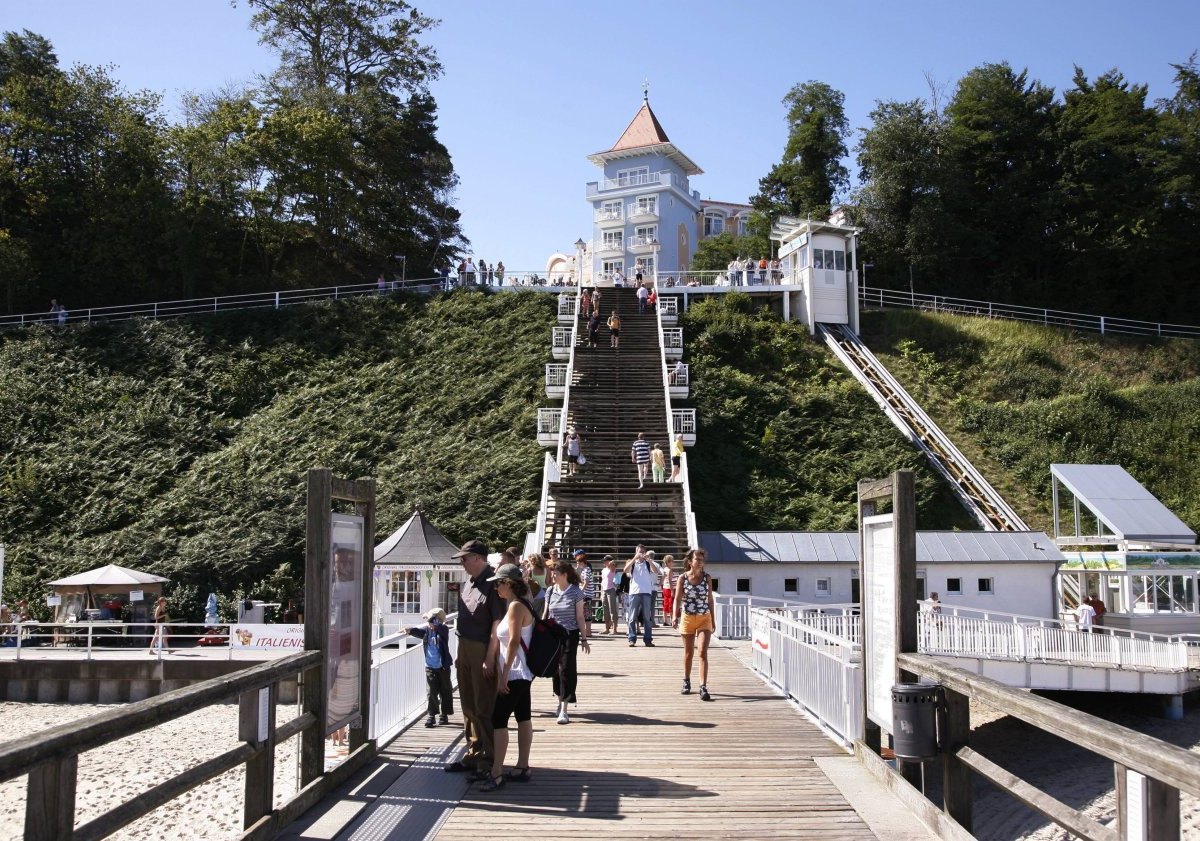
[240,684,277,829]
[26,756,77,841]
[941,686,972,832]
[1118,764,1180,840]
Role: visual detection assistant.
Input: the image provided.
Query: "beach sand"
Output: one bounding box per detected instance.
[0,701,309,841]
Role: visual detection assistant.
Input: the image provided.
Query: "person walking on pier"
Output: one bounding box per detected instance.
[574,550,595,636]
[631,432,652,487]
[482,564,536,790]
[660,555,676,627]
[601,556,619,634]
[445,540,505,778]
[673,548,715,700]
[148,596,169,654]
[624,545,662,647]
[545,560,590,724]
[409,608,454,727]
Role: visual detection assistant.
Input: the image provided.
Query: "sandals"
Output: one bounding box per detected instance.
[505,767,532,783]
[479,774,506,792]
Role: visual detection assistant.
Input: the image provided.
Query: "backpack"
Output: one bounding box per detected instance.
[518,599,569,678]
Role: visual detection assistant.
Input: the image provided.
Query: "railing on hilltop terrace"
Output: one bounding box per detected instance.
[654,270,785,289]
[0,271,583,331]
[860,285,1200,339]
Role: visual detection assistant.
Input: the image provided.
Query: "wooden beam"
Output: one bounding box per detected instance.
[941,686,972,832]
[25,755,75,841]
[957,747,1117,841]
[352,477,376,752]
[241,685,277,829]
[897,653,1200,797]
[858,475,894,502]
[330,476,374,503]
[302,468,332,787]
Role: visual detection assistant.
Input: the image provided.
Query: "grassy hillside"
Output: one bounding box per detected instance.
[681,294,976,532]
[0,290,554,617]
[858,309,1200,535]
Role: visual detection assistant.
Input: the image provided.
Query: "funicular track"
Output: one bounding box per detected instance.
[818,323,1029,532]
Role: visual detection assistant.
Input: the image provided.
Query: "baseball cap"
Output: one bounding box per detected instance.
[452,539,489,559]
[486,563,523,584]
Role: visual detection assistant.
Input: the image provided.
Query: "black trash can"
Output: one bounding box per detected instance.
[891,683,942,761]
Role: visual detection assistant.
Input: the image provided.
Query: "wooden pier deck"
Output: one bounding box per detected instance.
[297,632,918,841]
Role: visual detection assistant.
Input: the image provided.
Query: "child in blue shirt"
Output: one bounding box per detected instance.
[409,608,454,727]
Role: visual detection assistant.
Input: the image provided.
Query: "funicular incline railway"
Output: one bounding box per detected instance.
[817,323,1029,533]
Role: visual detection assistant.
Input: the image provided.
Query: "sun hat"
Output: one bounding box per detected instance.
[422,608,445,622]
[486,563,523,584]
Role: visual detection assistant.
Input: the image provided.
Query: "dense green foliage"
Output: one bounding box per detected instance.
[853,60,1200,323]
[860,309,1200,535]
[752,81,850,222]
[681,294,975,532]
[0,290,551,619]
[0,2,463,314]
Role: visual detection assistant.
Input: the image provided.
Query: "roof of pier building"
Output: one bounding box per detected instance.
[373,509,459,566]
[698,530,1064,564]
[1051,463,1198,546]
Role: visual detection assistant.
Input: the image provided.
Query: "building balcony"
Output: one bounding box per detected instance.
[657,296,678,326]
[663,327,683,360]
[551,326,573,360]
[586,170,688,197]
[557,296,576,323]
[595,208,624,227]
[628,235,660,255]
[537,407,564,448]
[627,205,659,224]
[672,409,697,447]
[594,240,624,259]
[666,362,689,399]
[545,363,568,398]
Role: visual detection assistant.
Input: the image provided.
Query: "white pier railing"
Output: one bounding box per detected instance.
[750,608,862,747]
[369,618,459,745]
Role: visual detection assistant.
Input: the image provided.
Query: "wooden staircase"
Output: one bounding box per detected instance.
[543,287,689,559]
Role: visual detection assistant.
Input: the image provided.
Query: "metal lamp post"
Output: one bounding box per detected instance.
[574,238,586,288]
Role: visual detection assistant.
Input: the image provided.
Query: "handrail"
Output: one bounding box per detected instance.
[860,285,1200,339]
[899,652,1200,834]
[1,620,297,662]
[0,650,321,840]
[654,292,698,550]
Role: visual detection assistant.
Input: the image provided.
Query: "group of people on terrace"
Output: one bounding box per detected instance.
[440,539,716,793]
[725,257,782,285]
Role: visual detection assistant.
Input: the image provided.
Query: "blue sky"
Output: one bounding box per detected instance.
[5,0,1199,273]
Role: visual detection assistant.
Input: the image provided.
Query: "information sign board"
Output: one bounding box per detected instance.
[326,513,364,734]
[863,513,897,732]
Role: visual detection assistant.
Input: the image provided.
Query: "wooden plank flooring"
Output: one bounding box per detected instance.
[416,631,877,840]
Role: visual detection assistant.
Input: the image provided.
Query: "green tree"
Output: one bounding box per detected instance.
[0,31,175,310]
[854,98,949,289]
[245,0,464,276]
[941,63,1060,302]
[752,81,850,222]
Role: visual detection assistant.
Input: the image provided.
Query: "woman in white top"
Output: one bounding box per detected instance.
[483,563,536,791]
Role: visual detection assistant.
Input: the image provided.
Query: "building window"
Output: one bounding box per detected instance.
[738,216,749,236]
[388,570,420,614]
[438,571,463,614]
[599,200,622,220]
[703,210,725,237]
[946,577,962,595]
[601,259,624,277]
[602,230,623,250]
[635,195,657,215]
[736,578,751,593]
[634,225,657,243]
[784,578,798,593]
[978,578,994,595]
[709,577,720,592]
[616,166,649,187]
[815,577,831,597]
